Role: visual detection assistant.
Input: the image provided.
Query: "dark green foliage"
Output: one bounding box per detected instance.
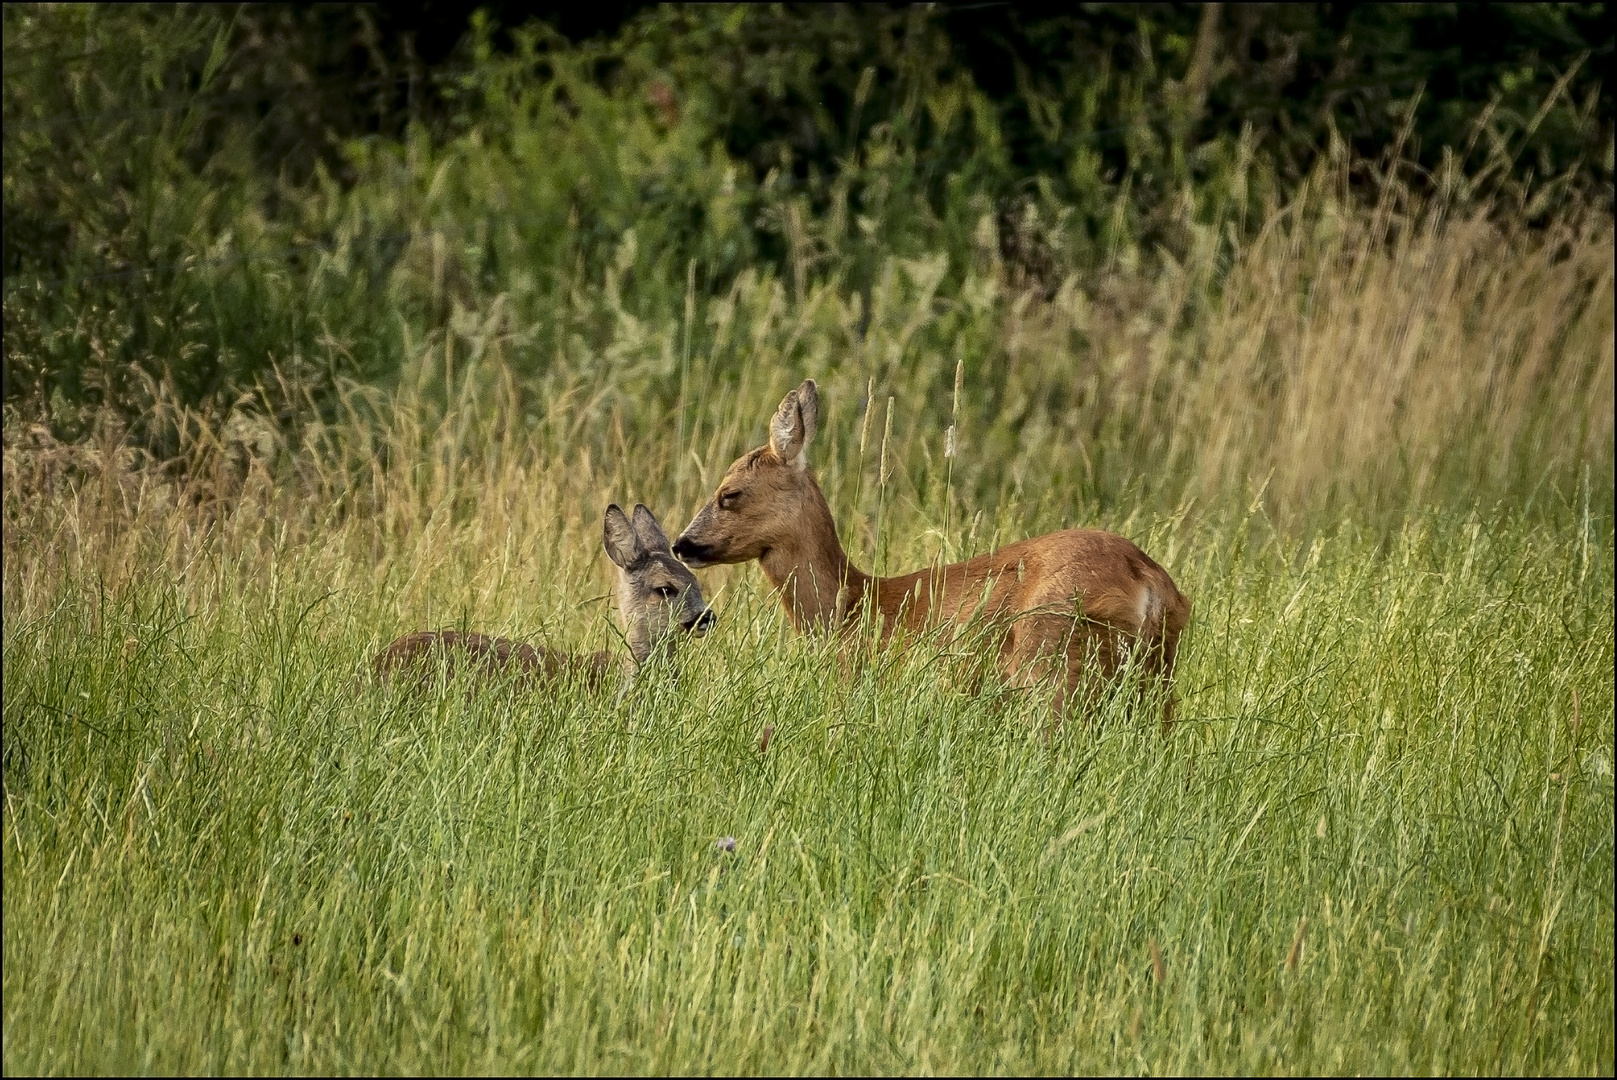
[3,3,1611,441]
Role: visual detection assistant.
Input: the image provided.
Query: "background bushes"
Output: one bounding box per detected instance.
[5,4,1609,433]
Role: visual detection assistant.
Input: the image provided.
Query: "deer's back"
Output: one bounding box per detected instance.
[372,630,613,690]
[879,528,1189,639]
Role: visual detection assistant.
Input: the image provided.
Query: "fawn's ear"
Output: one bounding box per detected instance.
[630,503,671,555]
[603,504,640,569]
[768,378,819,468]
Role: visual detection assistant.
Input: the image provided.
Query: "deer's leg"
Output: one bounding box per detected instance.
[1155,627,1181,734]
[1001,614,1079,737]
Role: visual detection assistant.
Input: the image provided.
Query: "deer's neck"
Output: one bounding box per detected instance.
[758,483,871,633]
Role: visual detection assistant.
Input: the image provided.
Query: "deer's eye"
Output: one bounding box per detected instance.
[718,490,741,511]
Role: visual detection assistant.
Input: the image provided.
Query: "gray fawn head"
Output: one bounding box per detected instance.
[603,503,715,666]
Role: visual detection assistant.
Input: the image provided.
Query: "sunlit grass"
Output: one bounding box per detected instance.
[3,458,1611,1073]
[3,141,1612,1072]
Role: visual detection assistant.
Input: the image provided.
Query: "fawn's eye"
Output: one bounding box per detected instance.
[656,585,678,599]
[718,490,741,510]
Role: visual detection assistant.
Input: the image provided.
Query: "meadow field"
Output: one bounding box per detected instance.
[4,5,1615,1073]
[5,168,1614,1074]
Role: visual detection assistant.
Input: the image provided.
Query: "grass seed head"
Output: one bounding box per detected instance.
[858,376,874,459]
[1286,917,1308,972]
[879,395,895,483]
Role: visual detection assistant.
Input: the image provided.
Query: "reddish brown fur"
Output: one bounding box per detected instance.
[674,380,1190,722]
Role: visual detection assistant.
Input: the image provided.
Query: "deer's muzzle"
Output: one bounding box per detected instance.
[672,536,714,566]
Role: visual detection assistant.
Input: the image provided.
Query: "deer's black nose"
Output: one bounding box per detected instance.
[672,536,703,561]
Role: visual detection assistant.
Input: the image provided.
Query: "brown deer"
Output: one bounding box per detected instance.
[672,380,1190,722]
[372,504,713,696]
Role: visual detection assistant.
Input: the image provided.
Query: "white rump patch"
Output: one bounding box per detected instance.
[1136,585,1161,635]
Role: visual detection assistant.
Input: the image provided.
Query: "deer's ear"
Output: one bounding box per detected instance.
[796,378,819,449]
[603,504,639,569]
[630,503,671,555]
[769,378,819,468]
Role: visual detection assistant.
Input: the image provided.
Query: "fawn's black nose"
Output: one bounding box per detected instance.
[688,608,716,635]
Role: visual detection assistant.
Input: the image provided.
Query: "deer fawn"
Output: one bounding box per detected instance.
[672,380,1190,723]
[372,504,714,695]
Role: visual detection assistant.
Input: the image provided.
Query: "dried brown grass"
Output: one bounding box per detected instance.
[4,163,1611,637]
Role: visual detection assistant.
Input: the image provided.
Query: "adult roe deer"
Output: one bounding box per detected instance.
[373,504,713,695]
[671,380,1190,722]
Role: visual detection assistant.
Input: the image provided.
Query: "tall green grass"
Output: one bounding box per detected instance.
[3,474,1611,1072]
[5,256,1614,1071]
[4,35,1613,1068]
